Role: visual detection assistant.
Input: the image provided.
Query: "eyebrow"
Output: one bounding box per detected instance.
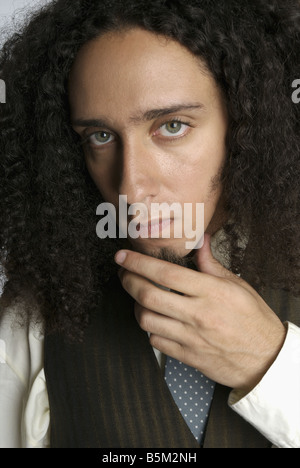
[71,103,205,128]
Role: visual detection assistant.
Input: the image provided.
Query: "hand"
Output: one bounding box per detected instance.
[115,234,287,391]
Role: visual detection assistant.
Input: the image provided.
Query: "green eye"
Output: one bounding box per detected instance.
[158,121,189,138]
[94,131,112,143]
[165,122,183,134]
[88,131,115,146]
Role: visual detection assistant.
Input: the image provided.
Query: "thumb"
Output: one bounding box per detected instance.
[194,233,232,279]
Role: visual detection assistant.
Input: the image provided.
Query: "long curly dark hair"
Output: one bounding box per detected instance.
[0,0,299,339]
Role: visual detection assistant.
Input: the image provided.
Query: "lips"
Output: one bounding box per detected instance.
[135,218,174,238]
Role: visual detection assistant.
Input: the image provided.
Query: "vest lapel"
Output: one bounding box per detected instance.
[45,275,199,448]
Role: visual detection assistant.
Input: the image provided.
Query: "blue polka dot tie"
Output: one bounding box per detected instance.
[164,357,215,444]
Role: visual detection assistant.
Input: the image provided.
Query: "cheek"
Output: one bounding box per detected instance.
[174,140,225,227]
[85,152,116,194]
[178,152,225,202]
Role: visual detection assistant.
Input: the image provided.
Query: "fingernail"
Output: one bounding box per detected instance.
[115,251,127,265]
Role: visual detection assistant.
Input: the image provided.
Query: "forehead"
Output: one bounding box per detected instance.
[68,28,219,122]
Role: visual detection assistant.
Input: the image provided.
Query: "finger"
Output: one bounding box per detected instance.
[194,233,233,278]
[149,334,185,360]
[194,233,252,291]
[148,335,198,370]
[120,269,193,322]
[134,303,190,344]
[115,249,211,296]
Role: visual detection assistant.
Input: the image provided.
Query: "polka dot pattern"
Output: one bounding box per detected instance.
[164,357,215,444]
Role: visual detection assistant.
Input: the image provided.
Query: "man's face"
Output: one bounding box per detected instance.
[69,28,228,259]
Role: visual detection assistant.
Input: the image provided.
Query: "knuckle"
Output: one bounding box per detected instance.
[176,344,188,364]
[159,264,186,291]
[138,309,153,332]
[149,333,159,348]
[121,270,132,290]
[149,333,165,350]
[156,263,173,285]
[184,296,203,326]
[137,286,155,308]
[189,304,203,327]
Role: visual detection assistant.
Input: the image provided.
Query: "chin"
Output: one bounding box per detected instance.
[129,239,196,268]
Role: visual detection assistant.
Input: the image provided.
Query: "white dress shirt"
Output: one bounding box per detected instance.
[0,309,49,448]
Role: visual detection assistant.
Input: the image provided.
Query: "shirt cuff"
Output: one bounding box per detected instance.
[229,322,300,448]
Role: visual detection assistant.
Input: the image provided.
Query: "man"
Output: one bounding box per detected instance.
[0,0,299,448]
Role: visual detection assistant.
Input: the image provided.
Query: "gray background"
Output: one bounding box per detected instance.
[0,0,50,42]
[0,0,49,24]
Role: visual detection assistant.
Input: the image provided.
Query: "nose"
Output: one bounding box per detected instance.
[118,138,160,205]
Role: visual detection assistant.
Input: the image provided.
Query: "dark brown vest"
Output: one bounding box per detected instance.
[44,276,299,448]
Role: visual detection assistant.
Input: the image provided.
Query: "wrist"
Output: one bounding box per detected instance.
[235,322,288,394]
